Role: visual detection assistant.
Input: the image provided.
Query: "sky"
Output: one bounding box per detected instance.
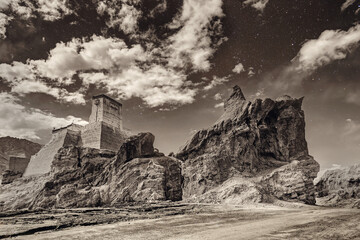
[0,0,360,171]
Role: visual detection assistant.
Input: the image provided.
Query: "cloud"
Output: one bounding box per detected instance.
[343,118,360,142]
[214,102,224,108]
[0,61,86,104]
[0,13,12,39]
[204,75,230,91]
[35,0,73,21]
[244,0,269,12]
[31,35,146,81]
[96,0,142,35]
[341,0,356,11]
[0,92,87,140]
[294,24,360,72]
[166,0,225,71]
[150,0,167,17]
[0,0,73,39]
[248,67,255,77]
[1,0,227,107]
[232,63,245,74]
[214,93,222,100]
[261,24,360,95]
[80,65,196,107]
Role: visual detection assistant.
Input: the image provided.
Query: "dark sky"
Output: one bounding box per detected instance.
[1,0,360,171]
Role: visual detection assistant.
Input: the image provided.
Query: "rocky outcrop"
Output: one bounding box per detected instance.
[0,137,42,178]
[316,164,360,208]
[0,133,182,210]
[116,132,164,165]
[177,86,319,205]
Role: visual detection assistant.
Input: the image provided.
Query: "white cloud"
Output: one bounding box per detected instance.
[96,1,142,35]
[11,80,86,105]
[244,0,269,12]
[232,63,245,74]
[248,67,255,77]
[0,0,73,39]
[0,13,12,39]
[294,24,360,72]
[204,75,230,91]
[0,61,86,104]
[341,0,356,11]
[0,61,34,82]
[343,118,360,142]
[0,92,87,140]
[166,0,224,71]
[250,88,265,99]
[214,102,224,108]
[35,0,73,21]
[214,93,222,100]
[2,0,227,107]
[80,65,196,107]
[31,36,146,81]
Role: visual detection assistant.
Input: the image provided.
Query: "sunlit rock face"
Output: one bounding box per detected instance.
[0,133,182,210]
[316,164,360,208]
[177,85,319,205]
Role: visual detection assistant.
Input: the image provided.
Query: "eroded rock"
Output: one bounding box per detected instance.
[177,86,319,204]
[0,133,182,211]
[316,164,360,208]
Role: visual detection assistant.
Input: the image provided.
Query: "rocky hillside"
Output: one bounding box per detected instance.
[316,164,360,208]
[0,133,182,210]
[177,86,319,204]
[0,136,42,175]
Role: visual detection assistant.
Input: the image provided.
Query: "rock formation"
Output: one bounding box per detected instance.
[0,136,42,183]
[316,164,360,208]
[0,133,182,210]
[177,86,319,204]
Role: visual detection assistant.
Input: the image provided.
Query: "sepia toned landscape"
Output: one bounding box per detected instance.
[1,0,360,239]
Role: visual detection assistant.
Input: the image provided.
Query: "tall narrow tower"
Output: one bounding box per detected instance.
[89,94,123,130]
[81,94,126,151]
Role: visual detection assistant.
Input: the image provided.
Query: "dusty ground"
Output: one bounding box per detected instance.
[0,203,359,240]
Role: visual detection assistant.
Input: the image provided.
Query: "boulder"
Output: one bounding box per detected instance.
[116,132,164,165]
[315,164,360,208]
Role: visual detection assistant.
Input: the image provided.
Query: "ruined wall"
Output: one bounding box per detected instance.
[23,129,81,177]
[81,122,102,149]
[81,122,126,152]
[9,156,30,173]
[100,123,127,151]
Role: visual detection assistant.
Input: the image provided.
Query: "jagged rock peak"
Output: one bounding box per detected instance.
[229,85,246,101]
[177,86,319,205]
[223,85,247,113]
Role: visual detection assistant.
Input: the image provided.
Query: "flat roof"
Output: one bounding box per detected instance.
[92,94,122,106]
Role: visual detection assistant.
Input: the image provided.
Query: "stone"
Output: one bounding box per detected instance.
[177,85,319,205]
[1,170,22,185]
[116,132,157,165]
[315,164,360,208]
[23,94,128,177]
[0,133,182,210]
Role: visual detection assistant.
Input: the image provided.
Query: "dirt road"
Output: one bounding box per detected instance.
[7,205,359,240]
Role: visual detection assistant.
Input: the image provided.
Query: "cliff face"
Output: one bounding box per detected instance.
[0,133,182,210]
[177,86,319,204]
[316,164,360,208]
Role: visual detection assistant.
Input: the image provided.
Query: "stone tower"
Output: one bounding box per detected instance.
[24,94,127,177]
[81,94,126,151]
[89,94,123,130]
